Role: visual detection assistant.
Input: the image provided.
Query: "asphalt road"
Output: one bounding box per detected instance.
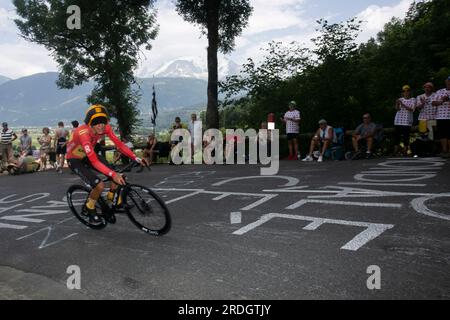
[0,157,449,300]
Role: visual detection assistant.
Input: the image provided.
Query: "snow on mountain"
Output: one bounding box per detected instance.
[147,56,240,80]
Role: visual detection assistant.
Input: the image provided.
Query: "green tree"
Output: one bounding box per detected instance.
[175,0,252,129]
[13,0,158,137]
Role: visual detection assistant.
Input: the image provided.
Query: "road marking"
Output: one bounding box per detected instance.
[411,193,450,221]
[17,227,78,249]
[0,203,23,215]
[230,212,242,224]
[1,209,68,223]
[154,188,278,211]
[354,173,437,183]
[213,175,299,187]
[155,171,217,188]
[0,193,50,204]
[0,222,27,230]
[286,199,402,210]
[353,158,445,183]
[165,191,205,204]
[338,182,427,187]
[233,213,394,251]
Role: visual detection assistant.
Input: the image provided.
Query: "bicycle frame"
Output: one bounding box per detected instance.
[99,161,147,214]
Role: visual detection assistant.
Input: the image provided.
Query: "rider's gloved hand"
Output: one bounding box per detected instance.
[113,173,126,186]
[135,157,149,167]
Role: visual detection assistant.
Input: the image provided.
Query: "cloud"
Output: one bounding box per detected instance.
[356,0,415,42]
[244,0,309,35]
[0,42,57,79]
[0,0,417,79]
[135,0,208,77]
[0,5,58,78]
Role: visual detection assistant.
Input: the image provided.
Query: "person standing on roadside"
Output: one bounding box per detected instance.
[19,128,33,156]
[432,76,450,158]
[281,101,301,160]
[1,122,17,171]
[54,121,69,173]
[394,85,416,156]
[416,82,437,141]
[38,127,52,171]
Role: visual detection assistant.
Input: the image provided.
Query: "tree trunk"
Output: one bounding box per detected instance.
[206,0,220,130]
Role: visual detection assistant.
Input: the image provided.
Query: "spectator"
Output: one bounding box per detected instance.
[188,114,198,136]
[169,117,185,165]
[281,101,301,160]
[1,122,18,171]
[54,121,69,173]
[71,120,79,129]
[188,113,202,160]
[38,127,52,171]
[19,128,33,156]
[394,85,416,156]
[70,120,79,139]
[114,136,133,166]
[143,133,158,166]
[302,119,336,163]
[225,127,245,163]
[416,82,437,141]
[7,152,40,175]
[432,76,450,158]
[352,114,377,158]
[170,117,186,151]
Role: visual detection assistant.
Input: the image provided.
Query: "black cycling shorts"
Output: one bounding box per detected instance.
[56,137,67,155]
[67,156,113,188]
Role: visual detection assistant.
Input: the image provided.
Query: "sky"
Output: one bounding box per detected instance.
[0,0,416,80]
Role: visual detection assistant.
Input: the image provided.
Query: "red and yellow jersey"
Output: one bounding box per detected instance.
[67,124,136,178]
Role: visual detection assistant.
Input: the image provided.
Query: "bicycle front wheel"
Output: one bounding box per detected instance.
[123,184,171,236]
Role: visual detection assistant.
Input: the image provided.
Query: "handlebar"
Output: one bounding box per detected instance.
[117,160,151,174]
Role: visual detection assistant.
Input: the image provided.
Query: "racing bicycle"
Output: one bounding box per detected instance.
[66,161,171,236]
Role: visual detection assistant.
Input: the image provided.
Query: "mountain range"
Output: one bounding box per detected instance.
[0,72,208,128]
[0,57,239,128]
[138,56,240,80]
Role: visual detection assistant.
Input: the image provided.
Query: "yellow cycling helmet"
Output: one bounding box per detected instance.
[85,104,109,126]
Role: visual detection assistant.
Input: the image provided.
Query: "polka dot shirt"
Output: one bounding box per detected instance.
[434,88,450,120]
[284,110,301,134]
[416,93,437,120]
[394,98,416,126]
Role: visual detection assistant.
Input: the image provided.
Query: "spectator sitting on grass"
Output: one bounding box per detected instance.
[7,152,40,175]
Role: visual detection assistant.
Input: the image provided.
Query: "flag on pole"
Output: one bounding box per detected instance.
[151,84,158,126]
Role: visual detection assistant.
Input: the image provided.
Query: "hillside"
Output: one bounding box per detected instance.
[0,72,208,127]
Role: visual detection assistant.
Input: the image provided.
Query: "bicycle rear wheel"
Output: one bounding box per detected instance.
[123,184,171,236]
[66,185,107,229]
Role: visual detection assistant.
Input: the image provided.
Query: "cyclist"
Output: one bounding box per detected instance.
[66,104,148,222]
